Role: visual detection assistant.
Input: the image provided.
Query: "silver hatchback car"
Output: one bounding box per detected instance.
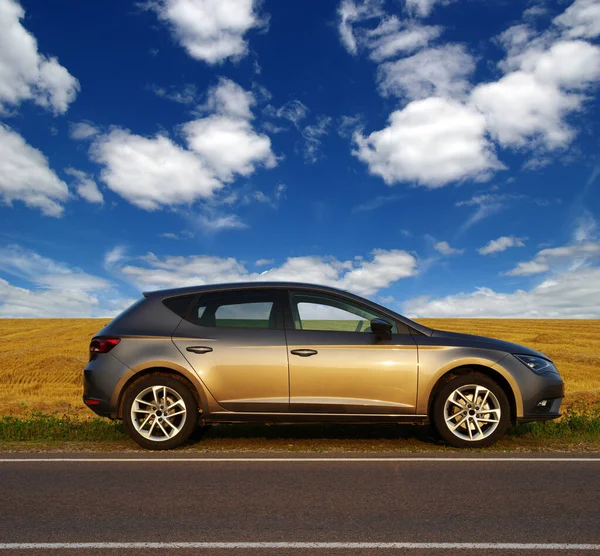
[84,282,564,450]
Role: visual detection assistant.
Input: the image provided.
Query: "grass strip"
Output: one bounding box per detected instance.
[0,412,126,442]
[508,401,600,439]
[0,403,599,444]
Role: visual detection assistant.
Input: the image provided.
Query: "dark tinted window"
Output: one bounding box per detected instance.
[186,290,282,329]
[162,294,197,318]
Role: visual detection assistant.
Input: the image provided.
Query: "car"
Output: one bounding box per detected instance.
[83,282,564,450]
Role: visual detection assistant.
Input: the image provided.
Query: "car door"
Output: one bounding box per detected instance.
[172,289,289,412]
[284,290,418,414]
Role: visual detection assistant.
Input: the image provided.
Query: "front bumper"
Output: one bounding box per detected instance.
[518,377,564,423]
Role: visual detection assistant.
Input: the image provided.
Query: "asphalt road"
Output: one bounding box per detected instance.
[0,453,599,555]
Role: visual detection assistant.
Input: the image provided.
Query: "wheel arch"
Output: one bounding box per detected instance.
[427,364,518,425]
[116,366,209,419]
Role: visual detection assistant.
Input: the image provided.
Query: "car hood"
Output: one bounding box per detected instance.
[430,330,550,360]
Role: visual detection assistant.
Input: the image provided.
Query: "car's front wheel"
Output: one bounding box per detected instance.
[123,375,198,450]
[432,372,510,448]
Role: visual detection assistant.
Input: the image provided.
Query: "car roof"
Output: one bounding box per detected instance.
[144,281,355,298]
[143,281,433,336]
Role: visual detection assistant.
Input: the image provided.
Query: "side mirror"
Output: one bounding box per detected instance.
[371,318,393,341]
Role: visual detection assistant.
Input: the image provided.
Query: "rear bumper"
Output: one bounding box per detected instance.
[83,352,131,419]
[83,369,114,418]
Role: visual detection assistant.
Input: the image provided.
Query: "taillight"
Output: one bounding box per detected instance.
[90,337,120,357]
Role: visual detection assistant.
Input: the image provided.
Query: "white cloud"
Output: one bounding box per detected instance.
[523,5,547,20]
[91,128,221,210]
[65,168,103,204]
[302,116,332,164]
[263,101,329,163]
[337,0,383,55]
[34,56,79,115]
[0,124,70,217]
[378,44,475,101]
[183,116,275,179]
[0,244,65,278]
[113,248,417,296]
[405,0,454,18]
[274,183,287,202]
[505,242,600,276]
[505,260,550,276]
[496,23,535,63]
[473,38,600,150]
[91,79,276,211]
[366,17,442,62]
[0,0,79,114]
[199,77,255,119]
[264,99,309,128]
[149,83,197,105]
[351,193,404,213]
[186,78,275,179]
[340,0,600,186]
[0,245,118,318]
[478,236,526,255]
[149,0,267,64]
[338,114,364,139]
[0,278,114,318]
[339,249,417,294]
[434,241,463,255]
[120,251,246,291]
[472,71,578,149]
[69,121,100,140]
[35,272,110,292]
[456,193,524,231]
[255,258,274,267]
[197,211,248,232]
[104,245,127,270]
[403,266,600,318]
[554,0,600,39]
[573,211,598,242]
[522,156,552,171]
[353,97,502,187]
[261,121,287,134]
[159,231,194,240]
[518,40,600,88]
[229,183,286,209]
[337,1,440,60]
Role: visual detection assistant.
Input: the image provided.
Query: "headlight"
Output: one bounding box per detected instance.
[514,354,558,376]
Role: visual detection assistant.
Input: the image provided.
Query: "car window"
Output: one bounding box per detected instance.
[189,291,282,329]
[162,294,197,318]
[213,302,273,328]
[289,291,401,334]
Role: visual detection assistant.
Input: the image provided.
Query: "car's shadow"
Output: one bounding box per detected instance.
[186,422,443,448]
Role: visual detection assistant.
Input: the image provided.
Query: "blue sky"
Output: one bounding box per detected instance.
[0,0,599,318]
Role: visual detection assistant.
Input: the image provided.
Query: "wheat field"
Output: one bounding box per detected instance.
[0,318,598,418]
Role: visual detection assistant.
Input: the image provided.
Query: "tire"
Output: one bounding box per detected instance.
[123,375,198,450]
[431,372,510,448]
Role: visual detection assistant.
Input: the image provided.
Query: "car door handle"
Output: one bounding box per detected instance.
[290,349,318,357]
[186,346,213,354]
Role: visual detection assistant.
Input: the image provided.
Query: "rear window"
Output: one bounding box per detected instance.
[171,290,282,329]
[162,294,197,319]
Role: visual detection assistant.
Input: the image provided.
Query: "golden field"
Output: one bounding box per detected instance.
[0,318,598,418]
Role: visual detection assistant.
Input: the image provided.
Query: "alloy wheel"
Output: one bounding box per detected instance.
[130,385,187,441]
[443,384,501,442]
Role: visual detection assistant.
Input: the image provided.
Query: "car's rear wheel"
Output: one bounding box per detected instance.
[432,372,510,448]
[123,375,198,450]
